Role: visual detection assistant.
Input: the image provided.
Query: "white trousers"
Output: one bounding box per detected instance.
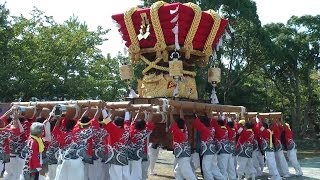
[227,155,237,180]
[216,154,236,179]
[148,145,159,174]
[141,160,149,180]
[46,164,58,180]
[174,157,197,180]
[54,159,85,180]
[265,151,281,180]
[0,162,3,176]
[129,159,142,180]
[257,150,265,171]
[275,150,290,176]
[252,150,263,176]
[4,157,25,180]
[202,154,225,180]
[18,173,45,180]
[287,148,302,175]
[236,156,255,177]
[109,164,130,180]
[87,160,108,180]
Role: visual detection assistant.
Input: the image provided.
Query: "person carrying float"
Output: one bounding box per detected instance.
[101,108,131,180]
[271,120,290,178]
[211,113,236,179]
[260,121,281,180]
[169,107,197,180]
[128,108,155,180]
[250,117,264,177]
[235,121,256,179]
[54,106,96,180]
[90,106,110,180]
[282,123,303,176]
[0,107,24,177]
[192,111,225,180]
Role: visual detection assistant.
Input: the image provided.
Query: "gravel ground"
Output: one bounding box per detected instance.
[148,149,320,180]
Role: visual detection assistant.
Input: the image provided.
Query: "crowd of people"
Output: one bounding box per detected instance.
[170,108,303,180]
[0,104,302,180]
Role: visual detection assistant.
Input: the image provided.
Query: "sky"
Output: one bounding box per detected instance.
[2,0,320,57]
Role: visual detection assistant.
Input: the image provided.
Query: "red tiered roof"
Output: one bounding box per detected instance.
[112,2,228,53]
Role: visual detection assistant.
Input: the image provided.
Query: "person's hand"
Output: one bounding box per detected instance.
[12,107,20,119]
[193,113,198,118]
[169,106,174,114]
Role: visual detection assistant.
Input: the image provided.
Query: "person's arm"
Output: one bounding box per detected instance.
[148,108,154,121]
[32,105,42,120]
[179,108,184,120]
[11,107,24,133]
[169,106,179,133]
[93,106,101,120]
[145,108,155,131]
[0,106,13,125]
[80,104,91,120]
[133,108,142,122]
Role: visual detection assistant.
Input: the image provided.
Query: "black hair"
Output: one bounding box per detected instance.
[98,116,103,127]
[217,119,225,126]
[6,117,12,124]
[19,117,25,123]
[135,119,146,130]
[36,117,46,123]
[245,122,253,129]
[50,119,57,132]
[175,117,185,129]
[66,119,76,131]
[262,122,269,129]
[80,115,91,124]
[227,121,234,128]
[200,116,210,127]
[0,120,4,128]
[114,116,124,128]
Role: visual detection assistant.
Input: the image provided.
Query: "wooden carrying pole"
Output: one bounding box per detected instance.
[258,112,282,121]
[12,100,104,109]
[168,100,246,113]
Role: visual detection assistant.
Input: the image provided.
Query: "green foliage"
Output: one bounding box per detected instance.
[0,5,126,102]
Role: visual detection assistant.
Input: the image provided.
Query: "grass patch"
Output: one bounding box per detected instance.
[296,150,320,160]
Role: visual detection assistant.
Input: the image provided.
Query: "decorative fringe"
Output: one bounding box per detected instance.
[210,87,219,104]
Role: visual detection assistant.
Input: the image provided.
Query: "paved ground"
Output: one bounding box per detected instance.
[149,150,320,180]
[1,150,318,179]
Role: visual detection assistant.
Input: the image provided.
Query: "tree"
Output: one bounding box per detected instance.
[0,4,16,102]
[0,5,127,102]
[263,15,320,135]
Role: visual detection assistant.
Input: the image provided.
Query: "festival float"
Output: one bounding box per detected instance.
[112,1,246,148]
[11,1,247,150]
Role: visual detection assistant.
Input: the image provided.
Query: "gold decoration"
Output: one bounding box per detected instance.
[203,10,221,63]
[169,58,183,77]
[137,13,151,40]
[208,67,221,83]
[119,65,133,80]
[150,1,168,61]
[124,7,140,63]
[183,2,202,59]
[140,73,198,99]
[140,55,196,77]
